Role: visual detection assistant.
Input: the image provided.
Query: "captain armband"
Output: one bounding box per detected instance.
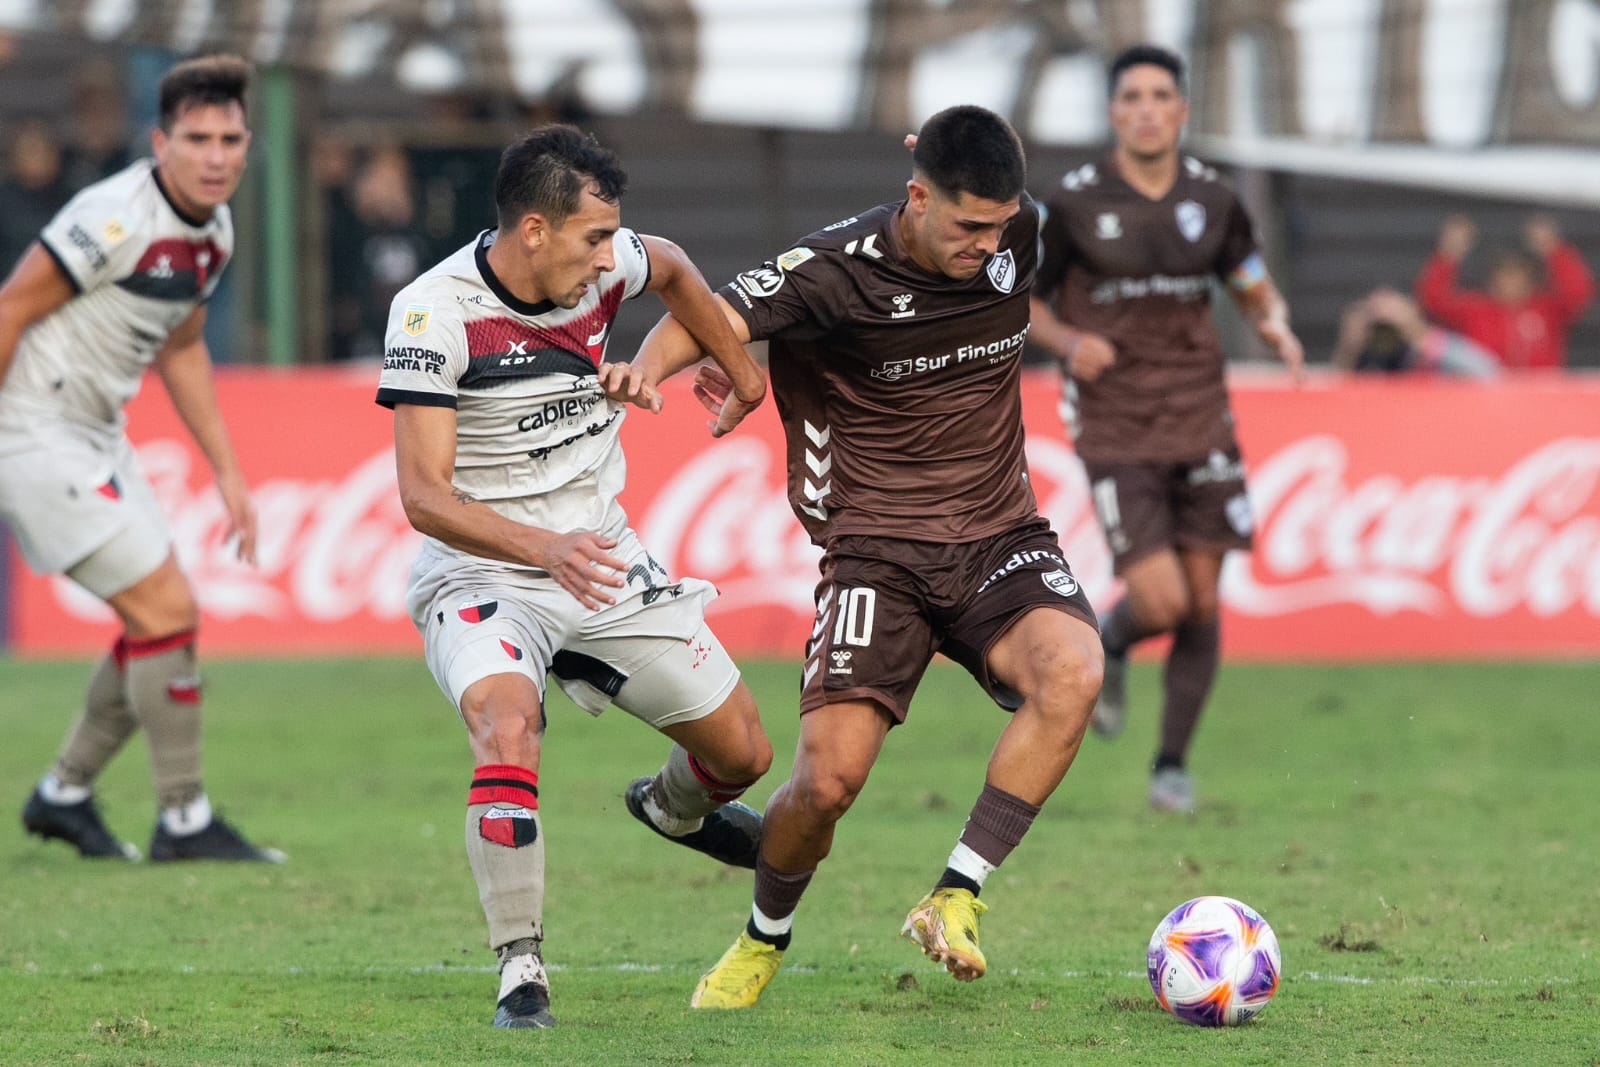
[1226,253,1268,292]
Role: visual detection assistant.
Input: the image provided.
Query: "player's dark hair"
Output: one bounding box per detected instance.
[495,125,628,230]
[911,105,1025,203]
[1108,44,1186,98]
[158,54,252,131]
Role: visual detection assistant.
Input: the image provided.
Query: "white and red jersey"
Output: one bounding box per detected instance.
[0,159,231,434]
[376,227,651,565]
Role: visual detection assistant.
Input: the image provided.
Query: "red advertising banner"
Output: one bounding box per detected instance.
[8,368,1600,659]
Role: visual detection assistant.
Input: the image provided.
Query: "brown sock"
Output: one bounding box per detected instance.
[957,782,1040,867]
[53,640,137,788]
[1158,618,1221,765]
[464,764,545,949]
[1101,598,1159,658]
[123,631,204,810]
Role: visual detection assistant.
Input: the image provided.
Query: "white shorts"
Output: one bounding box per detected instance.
[406,527,740,730]
[0,417,170,594]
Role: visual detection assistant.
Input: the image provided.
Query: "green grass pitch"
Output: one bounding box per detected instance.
[1,656,1597,1065]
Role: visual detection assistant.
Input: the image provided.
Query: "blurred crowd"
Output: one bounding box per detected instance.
[1337,213,1596,378]
[314,139,499,361]
[0,60,132,271]
[1,52,1595,370]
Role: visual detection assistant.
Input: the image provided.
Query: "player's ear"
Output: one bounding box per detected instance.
[906,178,929,214]
[520,212,547,249]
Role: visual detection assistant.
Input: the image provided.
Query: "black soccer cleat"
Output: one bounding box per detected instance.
[150,815,286,863]
[493,954,556,1029]
[22,789,140,859]
[624,776,762,869]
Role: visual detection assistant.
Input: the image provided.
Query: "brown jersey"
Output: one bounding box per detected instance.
[1036,155,1259,464]
[720,198,1041,547]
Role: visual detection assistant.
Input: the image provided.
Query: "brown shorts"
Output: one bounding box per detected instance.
[799,518,1097,722]
[1082,447,1254,574]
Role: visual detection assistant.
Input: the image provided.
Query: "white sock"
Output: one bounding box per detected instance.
[160,793,213,836]
[750,903,794,939]
[497,951,549,1001]
[39,773,91,805]
[946,841,997,889]
[644,788,704,837]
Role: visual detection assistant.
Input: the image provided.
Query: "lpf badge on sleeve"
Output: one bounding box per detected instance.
[402,303,432,336]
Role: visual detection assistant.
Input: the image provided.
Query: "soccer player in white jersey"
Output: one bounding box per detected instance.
[1,55,281,864]
[377,125,772,1029]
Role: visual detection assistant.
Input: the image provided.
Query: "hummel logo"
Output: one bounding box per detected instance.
[890,293,915,320]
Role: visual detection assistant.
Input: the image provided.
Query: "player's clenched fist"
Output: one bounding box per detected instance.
[596,361,662,412]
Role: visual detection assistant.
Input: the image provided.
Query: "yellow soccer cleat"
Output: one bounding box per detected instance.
[690,932,785,1009]
[901,887,990,981]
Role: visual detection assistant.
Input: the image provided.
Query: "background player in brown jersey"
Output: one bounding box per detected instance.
[633,105,1104,1008]
[1030,44,1305,814]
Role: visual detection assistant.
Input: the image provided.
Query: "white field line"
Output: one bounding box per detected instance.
[16,961,1582,988]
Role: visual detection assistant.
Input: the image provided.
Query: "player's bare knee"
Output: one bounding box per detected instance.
[793,767,865,826]
[1138,594,1188,634]
[698,736,772,787]
[462,695,544,765]
[109,565,200,638]
[1013,627,1103,727]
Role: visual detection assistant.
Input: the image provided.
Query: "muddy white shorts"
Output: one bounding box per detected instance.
[406,527,740,729]
[0,417,170,596]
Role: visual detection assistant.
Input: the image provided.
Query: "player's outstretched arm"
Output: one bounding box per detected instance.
[392,404,627,610]
[0,243,76,391]
[153,306,258,564]
[636,234,765,436]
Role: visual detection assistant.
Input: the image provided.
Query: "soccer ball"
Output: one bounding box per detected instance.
[1147,895,1281,1026]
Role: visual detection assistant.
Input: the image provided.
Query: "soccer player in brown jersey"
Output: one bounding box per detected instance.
[1029,44,1305,814]
[632,105,1105,1008]
[2,55,280,863]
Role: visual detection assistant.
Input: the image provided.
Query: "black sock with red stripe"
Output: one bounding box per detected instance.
[465,763,546,950]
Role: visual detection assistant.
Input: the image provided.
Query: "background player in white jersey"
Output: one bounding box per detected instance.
[377,125,772,1029]
[1,54,281,863]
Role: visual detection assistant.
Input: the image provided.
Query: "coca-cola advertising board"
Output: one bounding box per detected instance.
[7,369,1599,659]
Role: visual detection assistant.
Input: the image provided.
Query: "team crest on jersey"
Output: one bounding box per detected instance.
[986,248,1016,293]
[1042,569,1080,597]
[1176,200,1206,242]
[1095,213,1122,240]
[402,303,431,336]
[776,247,815,271]
[736,266,785,299]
